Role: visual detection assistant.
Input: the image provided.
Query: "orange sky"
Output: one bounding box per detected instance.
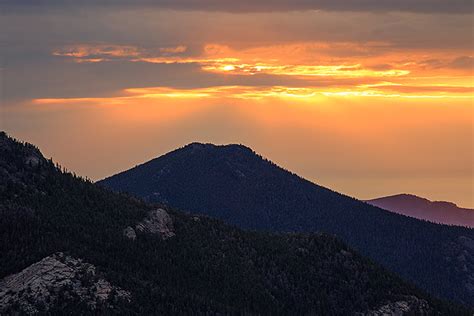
[1,6,473,207]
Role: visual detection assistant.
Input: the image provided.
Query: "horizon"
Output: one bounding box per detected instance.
[1,1,473,208]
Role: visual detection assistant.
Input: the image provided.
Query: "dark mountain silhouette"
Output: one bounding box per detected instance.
[3,133,469,314]
[366,194,474,228]
[100,142,474,307]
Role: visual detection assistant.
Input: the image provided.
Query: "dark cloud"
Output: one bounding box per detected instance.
[367,64,394,71]
[1,9,472,51]
[1,4,471,102]
[0,0,471,14]
[449,56,474,69]
[3,56,381,102]
[417,56,474,70]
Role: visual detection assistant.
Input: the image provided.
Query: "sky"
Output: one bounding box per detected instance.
[1,1,473,207]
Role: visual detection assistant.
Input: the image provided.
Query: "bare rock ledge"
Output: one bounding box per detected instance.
[134,208,175,240]
[0,252,130,314]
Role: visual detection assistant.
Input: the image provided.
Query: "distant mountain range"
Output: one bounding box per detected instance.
[4,133,469,314]
[366,194,474,228]
[100,142,474,307]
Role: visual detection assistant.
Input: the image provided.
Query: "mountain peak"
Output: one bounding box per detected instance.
[173,142,257,164]
[182,142,254,153]
[100,145,474,306]
[366,194,473,227]
[380,193,430,203]
[369,193,462,209]
[183,142,216,149]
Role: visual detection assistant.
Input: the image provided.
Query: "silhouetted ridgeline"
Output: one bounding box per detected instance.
[2,132,470,314]
[366,193,474,228]
[100,142,474,307]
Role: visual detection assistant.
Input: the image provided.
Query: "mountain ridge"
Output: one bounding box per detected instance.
[100,142,474,306]
[3,132,468,314]
[366,193,474,228]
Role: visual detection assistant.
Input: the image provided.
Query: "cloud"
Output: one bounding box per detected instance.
[30,81,474,107]
[3,39,472,102]
[0,0,471,14]
[449,56,474,70]
[52,43,412,79]
[160,45,187,54]
[2,9,472,52]
[414,56,474,71]
[1,9,472,103]
[52,44,188,62]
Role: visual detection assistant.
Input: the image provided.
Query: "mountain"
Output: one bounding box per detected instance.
[366,194,474,228]
[2,134,468,314]
[100,142,474,307]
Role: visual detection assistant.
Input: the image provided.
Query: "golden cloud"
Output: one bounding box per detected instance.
[50,42,473,98]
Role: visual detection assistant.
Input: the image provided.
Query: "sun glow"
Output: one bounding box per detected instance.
[222,65,236,71]
[202,62,411,78]
[33,84,473,108]
[50,43,473,99]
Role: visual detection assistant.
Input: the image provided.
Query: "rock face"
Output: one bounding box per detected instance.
[135,208,175,240]
[362,296,431,315]
[123,226,137,240]
[0,253,130,314]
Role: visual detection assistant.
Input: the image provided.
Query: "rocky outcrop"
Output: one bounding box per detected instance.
[121,209,175,241]
[362,296,431,315]
[0,253,130,314]
[135,208,175,240]
[123,226,137,240]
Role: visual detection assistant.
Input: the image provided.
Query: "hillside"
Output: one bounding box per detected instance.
[366,194,474,228]
[100,142,474,307]
[2,132,468,314]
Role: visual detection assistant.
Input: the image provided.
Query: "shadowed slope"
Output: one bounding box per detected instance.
[100,142,474,306]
